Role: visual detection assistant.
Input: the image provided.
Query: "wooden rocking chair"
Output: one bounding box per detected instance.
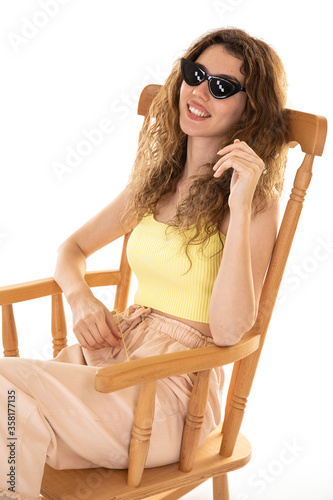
[0,84,327,499]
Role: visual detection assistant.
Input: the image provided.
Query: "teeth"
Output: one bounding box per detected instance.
[189,105,210,118]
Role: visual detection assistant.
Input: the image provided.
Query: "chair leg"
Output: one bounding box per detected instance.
[213,474,229,500]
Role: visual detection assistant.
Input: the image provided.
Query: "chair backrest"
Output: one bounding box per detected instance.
[220,106,327,456]
[137,84,328,457]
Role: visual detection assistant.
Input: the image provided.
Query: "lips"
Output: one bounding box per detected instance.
[187,100,211,119]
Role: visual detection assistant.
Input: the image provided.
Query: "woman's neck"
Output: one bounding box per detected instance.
[183,135,222,179]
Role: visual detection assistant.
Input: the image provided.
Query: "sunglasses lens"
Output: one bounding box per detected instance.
[209,78,235,99]
[181,58,244,99]
[181,59,204,86]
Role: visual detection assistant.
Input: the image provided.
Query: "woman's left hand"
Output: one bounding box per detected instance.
[212,139,265,212]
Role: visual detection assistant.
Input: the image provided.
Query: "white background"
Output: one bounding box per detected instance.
[0,1,332,498]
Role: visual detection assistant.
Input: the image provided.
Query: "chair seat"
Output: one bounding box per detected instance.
[40,427,251,499]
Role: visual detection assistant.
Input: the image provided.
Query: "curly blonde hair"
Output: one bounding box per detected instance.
[122,28,290,250]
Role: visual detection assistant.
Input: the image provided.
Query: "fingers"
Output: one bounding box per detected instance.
[105,309,123,340]
[217,138,253,158]
[212,139,265,179]
[73,308,121,350]
[73,328,99,351]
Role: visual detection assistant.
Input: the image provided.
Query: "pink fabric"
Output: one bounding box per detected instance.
[0,306,224,499]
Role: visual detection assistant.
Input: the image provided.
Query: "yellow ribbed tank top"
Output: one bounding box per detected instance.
[126,214,225,323]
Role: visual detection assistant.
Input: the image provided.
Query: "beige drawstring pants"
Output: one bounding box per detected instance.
[0,305,224,500]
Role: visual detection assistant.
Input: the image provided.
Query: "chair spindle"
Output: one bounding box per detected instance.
[51,294,68,358]
[179,369,211,473]
[219,355,254,457]
[114,233,132,313]
[128,380,157,487]
[2,304,19,357]
[220,152,316,458]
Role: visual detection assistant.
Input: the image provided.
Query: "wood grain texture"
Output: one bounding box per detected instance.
[95,333,260,393]
[213,474,229,500]
[114,232,132,313]
[128,381,157,487]
[41,427,251,499]
[179,370,211,473]
[0,270,121,306]
[51,294,68,357]
[2,304,19,357]
[137,84,161,116]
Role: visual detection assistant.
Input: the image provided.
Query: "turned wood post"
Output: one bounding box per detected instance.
[2,304,19,357]
[220,152,316,457]
[114,233,132,313]
[179,369,211,472]
[51,294,68,357]
[127,380,157,487]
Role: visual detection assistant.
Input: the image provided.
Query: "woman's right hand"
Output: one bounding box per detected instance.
[71,292,122,350]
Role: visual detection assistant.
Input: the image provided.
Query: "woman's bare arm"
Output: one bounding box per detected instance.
[209,140,278,346]
[54,190,131,350]
[209,200,278,345]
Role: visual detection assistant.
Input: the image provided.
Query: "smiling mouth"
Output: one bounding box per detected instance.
[188,104,211,118]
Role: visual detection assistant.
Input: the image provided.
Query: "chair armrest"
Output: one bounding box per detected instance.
[95,331,260,393]
[0,270,121,306]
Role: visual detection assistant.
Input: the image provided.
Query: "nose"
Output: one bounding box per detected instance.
[192,80,210,101]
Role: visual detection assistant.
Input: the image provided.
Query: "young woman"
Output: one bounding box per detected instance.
[0,28,289,499]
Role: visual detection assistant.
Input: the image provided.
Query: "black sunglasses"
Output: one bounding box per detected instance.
[180,58,246,99]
